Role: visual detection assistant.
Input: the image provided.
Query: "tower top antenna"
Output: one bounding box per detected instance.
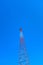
[20,28,22,32]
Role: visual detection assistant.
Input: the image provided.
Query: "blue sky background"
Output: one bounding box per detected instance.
[0,0,43,65]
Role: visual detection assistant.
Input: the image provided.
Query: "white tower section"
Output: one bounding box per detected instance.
[20,28,24,43]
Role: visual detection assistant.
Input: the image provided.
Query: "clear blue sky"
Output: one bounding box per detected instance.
[0,0,43,65]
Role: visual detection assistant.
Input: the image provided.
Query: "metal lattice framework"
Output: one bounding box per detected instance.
[18,28,29,65]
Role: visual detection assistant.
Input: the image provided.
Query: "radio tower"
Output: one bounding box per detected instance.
[18,28,29,65]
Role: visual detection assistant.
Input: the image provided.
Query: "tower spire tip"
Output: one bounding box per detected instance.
[20,28,22,32]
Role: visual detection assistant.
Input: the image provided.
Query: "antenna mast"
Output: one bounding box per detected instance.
[18,28,29,65]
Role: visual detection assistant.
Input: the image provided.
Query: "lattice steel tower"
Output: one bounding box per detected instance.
[18,28,29,65]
